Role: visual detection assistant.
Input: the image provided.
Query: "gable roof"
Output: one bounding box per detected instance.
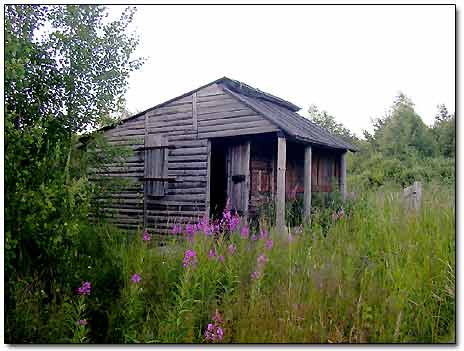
[97,76,357,151]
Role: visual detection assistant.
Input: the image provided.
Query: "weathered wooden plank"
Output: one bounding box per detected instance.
[304,145,312,222]
[206,139,211,218]
[198,120,275,134]
[339,151,347,199]
[198,114,265,127]
[168,154,208,162]
[198,102,249,116]
[197,126,278,139]
[168,162,207,170]
[170,146,207,156]
[197,108,255,122]
[197,96,239,109]
[168,139,207,148]
[196,83,222,97]
[192,92,198,135]
[276,135,286,232]
[197,93,229,103]
[244,140,251,220]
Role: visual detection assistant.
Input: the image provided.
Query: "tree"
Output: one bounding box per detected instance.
[307,104,358,145]
[5,4,143,303]
[433,104,455,158]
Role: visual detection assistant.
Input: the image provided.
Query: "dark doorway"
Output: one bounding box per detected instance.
[210,140,228,219]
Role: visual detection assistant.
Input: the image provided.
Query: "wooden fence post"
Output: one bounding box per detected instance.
[276,135,286,233]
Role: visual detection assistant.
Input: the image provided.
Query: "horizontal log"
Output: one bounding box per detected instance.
[197,96,238,109]
[196,84,222,97]
[198,120,273,134]
[169,154,207,162]
[169,169,206,176]
[168,162,207,170]
[198,125,279,139]
[198,102,247,116]
[197,93,229,103]
[170,146,207,156]
[197,108,257,122]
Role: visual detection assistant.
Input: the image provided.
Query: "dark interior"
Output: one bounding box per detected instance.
[210,139,228,219]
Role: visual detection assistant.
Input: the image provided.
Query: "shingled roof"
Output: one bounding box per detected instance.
[218,78,357,151]
[98,76,357,151]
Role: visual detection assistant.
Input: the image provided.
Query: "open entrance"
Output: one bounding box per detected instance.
[209,139,228,220]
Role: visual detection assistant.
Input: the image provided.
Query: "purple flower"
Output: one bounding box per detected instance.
[172,223,182,235]
[265,239,273,250]
[204,310,225,342]
[216,326,224,341]
[229,215,240,232]
[208,248,217,260]
[240,225,249,239]
[260,229,269,239]
[77,281,91,296]
[251,271,260,280]
[257,254,268,266]
[76,319,88,326]
[218,255,225,263]
[251,234,257,241]
[185,223,196,237]
[183,249,198,269]
[228,244,236,255]
[143,230,151,242]
[288,234,293,242]
[131,273,141,283]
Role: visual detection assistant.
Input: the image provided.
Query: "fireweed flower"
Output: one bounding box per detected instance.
[251,234,257,241]
[260,229,269,239]
[251,271,260,280]
[76,319,88,326]
[228,244,236,255]
[172,223,182,235]
[183,249,198,269]
[265,239,273,250]
[229,215,240,232]
[185,223,196,237]
[208,248,217,260]
[131,273,141,283]
[218,255,225,263]
[240,225,249,239]
[77,281,91,296]
[143,230,151,242]
[204,310,224,342]
[257,254,268,266]
[288,234,294,242]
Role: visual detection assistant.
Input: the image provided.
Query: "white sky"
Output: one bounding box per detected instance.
[111,5,455,137]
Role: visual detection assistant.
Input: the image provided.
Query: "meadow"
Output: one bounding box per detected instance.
[7,183,455,343]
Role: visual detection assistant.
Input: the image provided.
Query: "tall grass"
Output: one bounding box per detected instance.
[6,184,455,343]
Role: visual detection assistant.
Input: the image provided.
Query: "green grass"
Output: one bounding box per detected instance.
[6,184,455,343]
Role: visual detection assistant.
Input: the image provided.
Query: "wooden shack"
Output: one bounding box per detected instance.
[93,77,356,234]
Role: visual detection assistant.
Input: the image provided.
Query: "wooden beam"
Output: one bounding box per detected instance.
[276,135,286,233]
[304,145,312,223]
[205,139,212,218]
[192,92,198,137]
[243,140,251,221]
[340,151,347,199]
[143,113,148,229]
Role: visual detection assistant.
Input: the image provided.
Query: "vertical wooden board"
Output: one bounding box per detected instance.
[192,92,198,136]
[276,136,286,232]
[304,146,312,222]
[205,139,211,217]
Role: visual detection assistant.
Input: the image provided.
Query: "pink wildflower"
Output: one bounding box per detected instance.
[183,249,198,269]
[204,310,225,342]
[76,319,87,326]
[143,230,151,242]
[288,234,293,242]
[251,271,260,280]
[260,229,269,239]
[213,309,224,325]
[251,234,257,241]
[185,223,196,237]
[257,254,268,266]
[218,255,225,263]
[229,215,240,232]
[208,248,217,260]
[171,223,182,235]
[77,281,91,296]
[240,225,249,239]
[131,273,141,283]
[265,239,273,250]
[228,244,236,255]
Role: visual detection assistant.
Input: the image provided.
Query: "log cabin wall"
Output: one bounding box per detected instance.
[94,115,146,230]
[99,83,279,234]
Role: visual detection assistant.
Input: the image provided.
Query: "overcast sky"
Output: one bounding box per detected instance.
[113,5,455,137]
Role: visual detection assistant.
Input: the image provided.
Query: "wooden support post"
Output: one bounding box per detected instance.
[243,140,251,221]
[205,139,212,218]
[192,92,198,137]
[304,145,312,223]
[143,113,149,229]
[276,135,286,233]
[340,151,347,200]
